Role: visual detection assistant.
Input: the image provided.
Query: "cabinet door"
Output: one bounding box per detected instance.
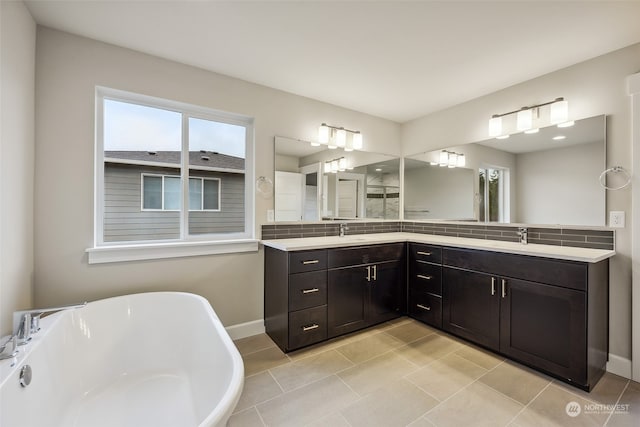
[369,260,403,325]
[327,266,369,338]
[443,267,500,350]
[500,278,587,386]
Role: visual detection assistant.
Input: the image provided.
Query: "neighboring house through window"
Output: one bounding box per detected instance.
[94,87,254,251]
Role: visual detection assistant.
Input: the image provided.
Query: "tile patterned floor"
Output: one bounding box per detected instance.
[230,317,638,427]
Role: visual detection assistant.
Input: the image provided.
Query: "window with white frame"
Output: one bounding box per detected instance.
[95,87,254,250]
[141,174,220,211]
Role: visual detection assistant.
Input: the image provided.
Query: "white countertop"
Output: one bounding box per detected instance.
[261,232,615,263]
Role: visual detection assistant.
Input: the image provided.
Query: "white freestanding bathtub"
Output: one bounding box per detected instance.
[0,292,244,427]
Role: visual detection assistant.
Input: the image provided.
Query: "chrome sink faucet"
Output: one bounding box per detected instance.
[12,302,87,346]
[339,223,349,237]
[517,227,528,245]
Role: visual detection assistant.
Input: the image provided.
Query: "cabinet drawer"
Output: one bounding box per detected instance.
[289,271,327,311]
[328,243,405,268]
[409,243,442,264]
[409,261,442,295]
[409,293,442,328]
[443,248,587,291]
[289,305,327,350]
[289,250,327,273]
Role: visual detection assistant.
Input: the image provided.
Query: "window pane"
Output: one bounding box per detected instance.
[143,176,162,209]
[164,176,181,210]
[189,178,202,210]
[103,99,181,242]
[479,169,486,222]
[488,169,501,222]
[203,179,219,210]
[188,117,245,235]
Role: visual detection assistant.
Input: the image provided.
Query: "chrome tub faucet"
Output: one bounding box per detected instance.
[339,223,349,237]
[13,302,87,346]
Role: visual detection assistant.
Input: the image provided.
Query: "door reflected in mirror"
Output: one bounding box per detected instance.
[274,136,399,221]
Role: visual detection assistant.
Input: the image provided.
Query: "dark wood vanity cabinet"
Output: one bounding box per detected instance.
[327,243,405,338]
[264,248,328,352]
[265,243,405,351]
[441,247,609,390]
[408,243,443,328]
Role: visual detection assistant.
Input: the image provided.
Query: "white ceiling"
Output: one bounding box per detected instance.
[24,0,640,123]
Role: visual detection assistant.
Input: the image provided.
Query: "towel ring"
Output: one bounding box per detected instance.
[599,166,631,190]
[256,176,274,198]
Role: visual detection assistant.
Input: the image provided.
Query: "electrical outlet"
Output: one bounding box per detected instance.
[267,209,275,222]
[609,211,625,228]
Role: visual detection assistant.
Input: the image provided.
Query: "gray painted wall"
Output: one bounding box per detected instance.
[0,2,35,335]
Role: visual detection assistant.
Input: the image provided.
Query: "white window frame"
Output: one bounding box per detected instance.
[140,174,221,212]
[89,87,257,264]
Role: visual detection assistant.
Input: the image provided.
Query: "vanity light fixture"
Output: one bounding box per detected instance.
[317,123,363,151]
[438,150,466,168]
[325,157,348,173]
[488,97,568,138]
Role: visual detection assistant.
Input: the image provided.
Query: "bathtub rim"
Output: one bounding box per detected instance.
[0,291,245,427]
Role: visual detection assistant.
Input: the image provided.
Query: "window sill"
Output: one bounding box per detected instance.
[86,239,259,264]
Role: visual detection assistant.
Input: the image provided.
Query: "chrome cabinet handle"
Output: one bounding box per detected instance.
[302,288,320,294]
[366,266,371,282]
[417,251,432,256]
[302,324,319,332]
[302,260,319,265]
[417,274,433,280]
[491,277,496,296]
[372,265,377,281]
[417,304,431,311]
[501,279,507,298]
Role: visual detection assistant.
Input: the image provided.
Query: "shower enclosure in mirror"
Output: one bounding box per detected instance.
[274,136,400,221]
[404,115,606,226]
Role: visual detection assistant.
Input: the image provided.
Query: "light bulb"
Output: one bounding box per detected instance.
[318,124,329,144]
[488,116,502,137]
[550,99,568,124]
[516,109,533,131]
[352,132,363,150]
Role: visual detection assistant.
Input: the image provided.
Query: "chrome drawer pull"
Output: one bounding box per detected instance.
[417,251,432,256]
[302,288,320,294]
[417,274,433,280]
[416,304,431,311]
[302,324,320,332]
[491,277,496,296]
[302,260,319,265]
[501,279,507,298]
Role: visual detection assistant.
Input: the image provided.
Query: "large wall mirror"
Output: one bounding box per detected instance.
[404,115,606,226]
[274,137,400,221]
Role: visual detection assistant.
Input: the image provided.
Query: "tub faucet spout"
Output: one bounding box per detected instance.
[0,335,18,361]
[13,302,87,346]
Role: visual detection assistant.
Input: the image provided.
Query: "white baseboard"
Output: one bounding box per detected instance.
[606,354,632,379]
[225,319,265,340]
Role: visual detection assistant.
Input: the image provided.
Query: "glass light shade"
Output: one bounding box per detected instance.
[456,153,466,167]
[336,129,346,147]
[352,132,363,150]
[516,109,533,131]
[331,159,339,172]
[448,152,458,168]
[550,100,568,124]
[324,162,331,173]
[318,124,329,143]
[488,116,502,137]
[344,138,353,151]
[439,150,449,166]
[338,158,347,171]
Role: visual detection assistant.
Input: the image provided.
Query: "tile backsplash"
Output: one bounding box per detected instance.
[261,221,614,251]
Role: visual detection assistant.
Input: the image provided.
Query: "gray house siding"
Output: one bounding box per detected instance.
[104,163,245,242]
